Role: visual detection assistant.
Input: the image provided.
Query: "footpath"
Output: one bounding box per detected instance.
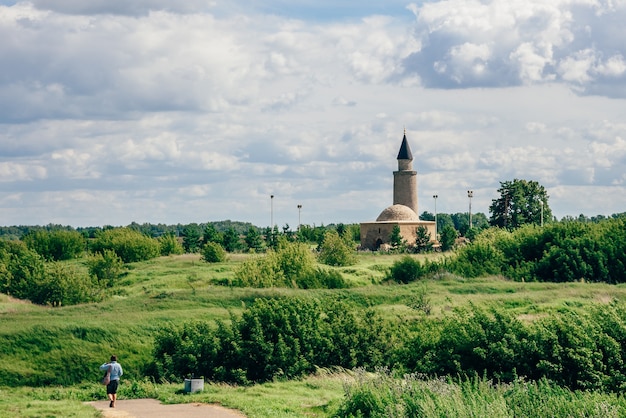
[87,399,246,418]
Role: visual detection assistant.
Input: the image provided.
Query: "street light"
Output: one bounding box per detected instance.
[433,195,438,240]
[540,200,544,227]
[297,204,302,231]
[467,190,473,229]
[270,195,274,229]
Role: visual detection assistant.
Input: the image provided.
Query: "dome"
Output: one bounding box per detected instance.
[376,204,420,222]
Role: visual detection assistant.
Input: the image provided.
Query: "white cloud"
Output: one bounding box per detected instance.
[0,1,626,227]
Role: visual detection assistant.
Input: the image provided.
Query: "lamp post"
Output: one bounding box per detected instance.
[467,190,473,229]
[297,204,302,231]
[270,195,274,229]
[540,200,544,227]
[433,194,438,240]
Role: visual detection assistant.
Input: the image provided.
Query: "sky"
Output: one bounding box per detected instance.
[1,0,625,229]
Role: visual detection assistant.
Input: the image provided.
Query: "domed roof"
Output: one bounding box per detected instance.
[376,204,420,222]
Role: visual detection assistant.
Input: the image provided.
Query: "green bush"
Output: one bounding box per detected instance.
[401,304,626,392]
[318,230,356,266]
[441,218,626,283]
[297,267,348,289]
[158,233,184,256]
[0,240,98,306]
[151,297,396,384]
[90,227,160,263]
[0,240,46,301]
[201,242,227,263]
[86,249,124,287]
[233,238,316,287]
[32,262,99,306]
[23,229,86,261]
[386,256,428,284]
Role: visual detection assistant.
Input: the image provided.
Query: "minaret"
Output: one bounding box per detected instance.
[393,130,418,214]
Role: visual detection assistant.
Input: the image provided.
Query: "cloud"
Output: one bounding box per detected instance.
[27,0,216,16]
[0,1,625,227]
[403,0,626,95]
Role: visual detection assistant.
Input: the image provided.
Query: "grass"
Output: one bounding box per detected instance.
[2,251,626,416]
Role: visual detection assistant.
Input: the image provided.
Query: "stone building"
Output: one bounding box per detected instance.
[360,132,436,250]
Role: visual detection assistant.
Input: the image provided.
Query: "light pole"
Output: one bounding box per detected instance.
[270,194,274,230]
[540,200,544,227]
[433,194,438,240]
[467,190,473,229]
[297,204,302,231]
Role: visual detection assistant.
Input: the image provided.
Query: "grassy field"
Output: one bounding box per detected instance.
[1,252,626,417]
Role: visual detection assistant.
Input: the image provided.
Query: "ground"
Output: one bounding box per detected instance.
[87,399,246,418]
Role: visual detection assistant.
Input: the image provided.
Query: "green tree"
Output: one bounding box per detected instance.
[90,227,160,263]
[414,225,433,253]
[244,227,264,253]
[389,225,406,252]
[0,240,45,301]
[439,224,457,252]
[158,232,184,256]
[202,224,223,246]
[86,249,124,287]
[489,179,552,229]
[34,262,97,306]
[23,229,85,261]
[201,242,227,263]
[318,230,356,266]
[182,224,202,253]
[223,227,242,252]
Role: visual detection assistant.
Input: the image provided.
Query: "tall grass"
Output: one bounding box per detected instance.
[333,371,626,418]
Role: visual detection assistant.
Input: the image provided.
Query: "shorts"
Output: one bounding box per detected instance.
[106,379,119,395]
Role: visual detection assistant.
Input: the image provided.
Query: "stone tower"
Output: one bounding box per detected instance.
[393,131,418,214]
[359,130,435,251]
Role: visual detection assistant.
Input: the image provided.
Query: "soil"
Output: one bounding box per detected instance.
[87,399,246,418]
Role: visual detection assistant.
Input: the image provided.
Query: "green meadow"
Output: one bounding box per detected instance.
[2,252,626,417]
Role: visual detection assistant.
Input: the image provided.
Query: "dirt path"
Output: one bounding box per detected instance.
[87,399,246,418]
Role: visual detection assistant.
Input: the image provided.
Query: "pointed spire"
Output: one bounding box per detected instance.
[397,130,413,160]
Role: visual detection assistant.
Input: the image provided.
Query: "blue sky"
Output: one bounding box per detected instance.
[1,0,625,228]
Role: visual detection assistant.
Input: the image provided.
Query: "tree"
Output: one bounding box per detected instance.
[86,249,124,287]
[439,224,457,252]
[389,225,406,252]
[244,227,264,253]
[489,179,553,230]
[223,227,242,252]
[90,228,160,263]
[202,224,223,246]
[23,229,85,261]
[414,226,433,253]
[159,232,184,256]
[201,242,227,263]
[182,224,202,253]
[318,230,356,266]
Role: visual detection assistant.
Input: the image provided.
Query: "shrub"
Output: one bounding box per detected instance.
[86,249,124,287]
[297,267,348,289]
[318,230,356,266]
[151,297,396,384]
[32,262,99,306]
[201,242,227,263]
[386,256,427,284]
[23,229,86,261]
[0,240,46,301]
[90,227,160,263]
[158,233,184,256]
[233,238,316,287]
